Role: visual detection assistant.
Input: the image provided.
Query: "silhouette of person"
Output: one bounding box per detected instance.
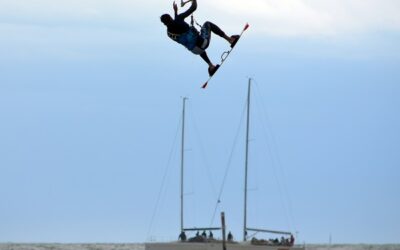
[160,0,239,76]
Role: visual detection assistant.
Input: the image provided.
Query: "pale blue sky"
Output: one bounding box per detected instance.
[0,0,399,244]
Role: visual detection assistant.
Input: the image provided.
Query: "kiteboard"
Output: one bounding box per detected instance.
[201,23,250,89]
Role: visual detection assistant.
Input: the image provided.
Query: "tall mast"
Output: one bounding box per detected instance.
[243,78,251,241]
[180,97,187,233]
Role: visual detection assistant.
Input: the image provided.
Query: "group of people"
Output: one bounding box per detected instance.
[179,230,295,246]
[178,230,214,242]
[178,230,235,243]
[251,234,295,246]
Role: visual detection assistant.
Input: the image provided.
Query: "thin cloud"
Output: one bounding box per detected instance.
[1,0,400,61]
[0,0,157,26]
[1,0,399,38]
[199,0,400,37]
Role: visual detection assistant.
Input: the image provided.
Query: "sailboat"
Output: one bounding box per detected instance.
[145,80,305,250]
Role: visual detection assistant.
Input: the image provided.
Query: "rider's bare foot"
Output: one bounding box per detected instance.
[208,64,220,76]
[230,35,240,48]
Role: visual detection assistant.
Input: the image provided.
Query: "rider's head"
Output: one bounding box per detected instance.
[160,14,173,26]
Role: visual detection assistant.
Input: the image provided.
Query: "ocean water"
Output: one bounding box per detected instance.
[0,244,145,250]
[0,244,399,250]
[306,245,400,250]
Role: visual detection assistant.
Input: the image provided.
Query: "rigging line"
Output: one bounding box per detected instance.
[184,100,202,228]
[190,109,221,226]
[210,97,248,226]
[188,102,218,199]
[253,81,293,232]
[192,15,202,29]
[253,88,291,232]
[146,113,182,240]
[253,79,297,232]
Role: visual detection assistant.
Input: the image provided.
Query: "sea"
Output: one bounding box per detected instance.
[0,244,399,250]
[0,244,144,250]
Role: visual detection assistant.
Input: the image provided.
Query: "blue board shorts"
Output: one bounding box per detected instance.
[191,22,212,55]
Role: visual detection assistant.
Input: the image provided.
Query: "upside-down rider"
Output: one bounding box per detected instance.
[160,0,240,76]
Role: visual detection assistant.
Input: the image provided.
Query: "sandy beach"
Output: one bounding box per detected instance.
[0,244,399,250]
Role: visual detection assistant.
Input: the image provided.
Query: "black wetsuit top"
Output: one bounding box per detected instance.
[166,1,201,51]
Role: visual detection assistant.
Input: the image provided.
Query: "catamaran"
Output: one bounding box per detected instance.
[145,80,305,250]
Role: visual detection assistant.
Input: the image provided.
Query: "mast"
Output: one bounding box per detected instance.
[181,97,187,233]
[243,78,251,241]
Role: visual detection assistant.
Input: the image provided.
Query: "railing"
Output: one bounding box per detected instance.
[246,227,292,235]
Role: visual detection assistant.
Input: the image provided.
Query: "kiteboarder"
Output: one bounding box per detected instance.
[160,0,240,76]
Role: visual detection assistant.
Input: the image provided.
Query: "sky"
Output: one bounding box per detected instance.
[0,0,399,245]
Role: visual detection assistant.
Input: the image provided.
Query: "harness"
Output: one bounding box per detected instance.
[190,15,202,29]
[167,26,199,49]
[168,0,205,54]
[167,16,205,54]
[167,15,201,40]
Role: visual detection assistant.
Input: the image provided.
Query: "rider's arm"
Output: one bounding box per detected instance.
[173,2,178,18]
[177,0,197,20]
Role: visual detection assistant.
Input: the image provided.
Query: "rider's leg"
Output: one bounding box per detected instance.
[201,21,237,45]
[200,51,219,76]
[200,51,214,68]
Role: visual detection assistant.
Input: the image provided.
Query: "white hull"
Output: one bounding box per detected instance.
[145,242,304,250]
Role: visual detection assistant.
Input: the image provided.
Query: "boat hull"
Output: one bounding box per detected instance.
[145,242,304,250]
